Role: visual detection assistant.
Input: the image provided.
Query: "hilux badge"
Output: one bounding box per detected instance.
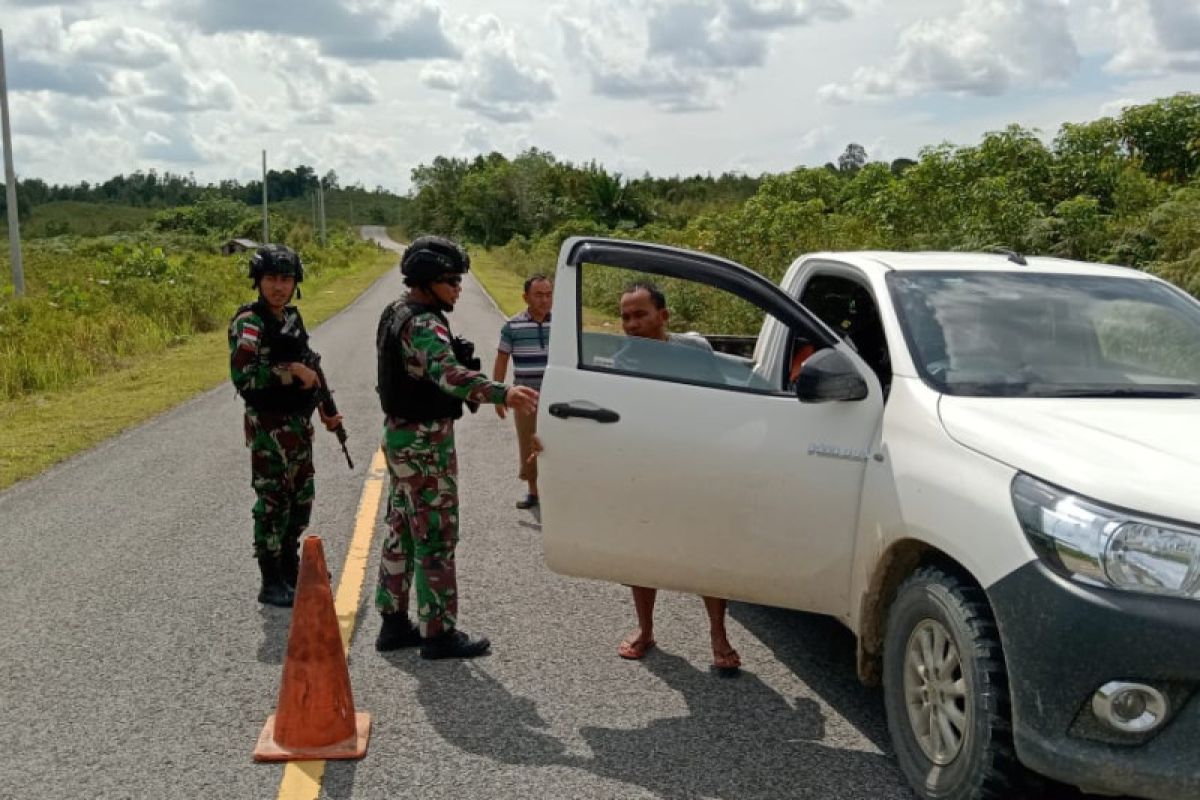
[808,443,870,462]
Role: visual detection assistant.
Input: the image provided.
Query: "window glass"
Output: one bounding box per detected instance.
[799,274,891,392]
[578,261,780,392]
[888,270,1200,398]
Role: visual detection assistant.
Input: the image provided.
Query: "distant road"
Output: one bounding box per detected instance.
[360,224,404,253]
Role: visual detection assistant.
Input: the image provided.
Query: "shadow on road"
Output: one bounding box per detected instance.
[727,603,1140,800]
[383,654,571,766]
[382,645,910,799]
[575,649,908,799]
[728,602,892,753]
[256,606,292,665]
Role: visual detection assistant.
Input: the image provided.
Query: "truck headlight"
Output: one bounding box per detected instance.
[1012,474,1200,600]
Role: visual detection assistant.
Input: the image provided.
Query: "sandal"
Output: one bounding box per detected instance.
[617,637,656,660]
[713,647,741,673]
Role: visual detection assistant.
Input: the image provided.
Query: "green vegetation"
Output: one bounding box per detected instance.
[2,164,408,236]
[2,91,1198,487]
[0,191,393,489]
[469,249,529,317]
[0,249,392,490]
[0,201,157,238]
[399,94,1200,328]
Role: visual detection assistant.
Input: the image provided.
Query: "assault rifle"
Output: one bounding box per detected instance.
[307,354,355,470]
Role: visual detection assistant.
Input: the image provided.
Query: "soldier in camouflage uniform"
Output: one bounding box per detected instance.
[229,244,342,608]
[374,235,538,659]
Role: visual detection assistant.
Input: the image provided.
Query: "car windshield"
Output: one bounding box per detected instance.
[886,270,1200,398]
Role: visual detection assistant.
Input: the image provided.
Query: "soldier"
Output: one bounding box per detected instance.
[228,244,342,608]
[374,235,538,659]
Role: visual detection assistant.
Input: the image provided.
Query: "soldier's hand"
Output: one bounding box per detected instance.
[289,362,320,390]
[495,403,508,420]
[318,408,343,432]
[505,385,538,415]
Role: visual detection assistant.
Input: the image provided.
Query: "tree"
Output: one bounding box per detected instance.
[1119,93,1200,184]
[1052,117,1124,209]
[837,143,868,174]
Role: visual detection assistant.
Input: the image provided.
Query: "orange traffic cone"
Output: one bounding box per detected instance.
[253,536,370,761]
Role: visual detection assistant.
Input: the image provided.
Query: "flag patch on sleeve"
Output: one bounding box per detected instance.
[240,324,260,344]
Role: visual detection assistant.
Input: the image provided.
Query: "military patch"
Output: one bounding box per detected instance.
[432,323,451,343]
[241,323,261,343]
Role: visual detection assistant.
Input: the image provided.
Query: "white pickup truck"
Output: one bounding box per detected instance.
[538,237,1200,800]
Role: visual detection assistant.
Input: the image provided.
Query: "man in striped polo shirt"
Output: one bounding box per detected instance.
[493,273,553,509]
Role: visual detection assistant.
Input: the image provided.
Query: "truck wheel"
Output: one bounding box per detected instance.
[883,566,1028,800]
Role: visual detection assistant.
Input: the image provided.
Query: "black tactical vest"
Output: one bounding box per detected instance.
[376,300,465,422]
[236,300,317,415]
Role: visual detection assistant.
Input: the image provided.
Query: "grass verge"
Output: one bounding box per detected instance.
[469,249,529,317]
[0,251,395,491]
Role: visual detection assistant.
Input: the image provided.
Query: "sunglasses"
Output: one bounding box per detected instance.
[435,275,463,287]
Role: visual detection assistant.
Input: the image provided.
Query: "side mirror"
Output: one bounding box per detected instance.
[795,348,869,403]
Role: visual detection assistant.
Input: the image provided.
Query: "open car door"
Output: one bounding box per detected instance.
[537,238,885,616]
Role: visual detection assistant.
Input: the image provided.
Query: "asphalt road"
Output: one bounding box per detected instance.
[0,228,1129,800]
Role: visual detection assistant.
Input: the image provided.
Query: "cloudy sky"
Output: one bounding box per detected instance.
[1,0,1197,193]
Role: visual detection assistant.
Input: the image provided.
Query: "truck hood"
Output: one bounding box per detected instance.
[938,396,1200,526]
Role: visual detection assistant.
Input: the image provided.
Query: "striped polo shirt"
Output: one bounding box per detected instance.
[497,309,551,390]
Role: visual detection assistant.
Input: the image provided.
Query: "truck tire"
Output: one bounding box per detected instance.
[882,566,1029,800]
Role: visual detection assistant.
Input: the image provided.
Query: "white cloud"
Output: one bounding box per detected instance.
[0,0,1196,194]
[142,70,243,113]
[420,65,461,91]
[557,0,854,112]
[175,0,458,61]
[9,93,58,136]
[5,11,179,97]
[422,15,556,123]
[1103,0,1200,75]
[139,128,206,163]
[819,0,1080,103]
[249,35,379,118]
[460,123,494,154]
[724,0,852,29]
[66,20,179,68]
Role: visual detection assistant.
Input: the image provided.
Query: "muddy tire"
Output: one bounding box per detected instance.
[883,566,1031,799]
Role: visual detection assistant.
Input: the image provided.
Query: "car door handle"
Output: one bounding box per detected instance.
[548,401,620,423]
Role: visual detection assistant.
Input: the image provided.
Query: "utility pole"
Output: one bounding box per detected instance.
[0,30,25,297]
[317,177,327,247]
[261,149,269,244]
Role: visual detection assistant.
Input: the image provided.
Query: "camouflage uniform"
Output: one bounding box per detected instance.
[375,302,507,637]
[228,303,317,565]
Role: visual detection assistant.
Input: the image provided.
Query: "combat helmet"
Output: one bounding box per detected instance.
[400,235,470,287]
[249,244,304,285]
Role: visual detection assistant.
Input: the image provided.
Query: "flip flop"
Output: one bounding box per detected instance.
[713,648,741,673]
[617,637,656,660]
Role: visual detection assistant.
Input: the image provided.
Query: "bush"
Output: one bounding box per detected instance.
[0,222,379,402]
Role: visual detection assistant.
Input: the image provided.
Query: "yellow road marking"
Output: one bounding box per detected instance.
[277,448,388,800]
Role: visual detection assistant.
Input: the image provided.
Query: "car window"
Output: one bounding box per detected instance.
[577,261,784,392]
[799,274,892,395]
[888,271,1200,397]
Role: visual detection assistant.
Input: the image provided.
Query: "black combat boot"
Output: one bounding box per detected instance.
[419,629,491,660]
[280,543,300,591]
[375,613,422,651]
[257,556,294,608]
